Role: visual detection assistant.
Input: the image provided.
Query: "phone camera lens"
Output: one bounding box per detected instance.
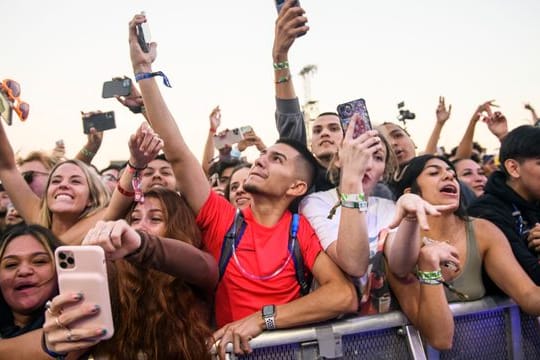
[60,261,67,269]
[67,256,75,265]
[59,252,66,260]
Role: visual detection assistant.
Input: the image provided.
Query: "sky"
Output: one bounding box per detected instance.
[2,0,539,169]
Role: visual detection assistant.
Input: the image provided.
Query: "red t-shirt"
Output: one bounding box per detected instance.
[196,191,322,327]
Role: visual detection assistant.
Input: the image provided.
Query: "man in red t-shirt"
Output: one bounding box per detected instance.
[131,17,358,359]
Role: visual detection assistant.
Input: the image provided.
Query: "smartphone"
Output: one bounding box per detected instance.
[336,98,372,139]
[136,11,151,53]
[82,111,116,134]
[102,78,132,98]
[275,0,299,14]
[55,246,114,339]
[213,126,253,150]
[0,91,13,126]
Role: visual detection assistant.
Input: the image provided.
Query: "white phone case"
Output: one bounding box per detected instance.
[55,245,114,339]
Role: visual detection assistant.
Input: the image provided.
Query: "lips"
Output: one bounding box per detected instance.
[54,193,73,200]
[235,197,250,207]
[319,140,334,146]
[440,184,458,194]
[14,281,37,291]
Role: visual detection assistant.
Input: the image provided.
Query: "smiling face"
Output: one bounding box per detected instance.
[454,158,487,197]
[0,234,56,318]
[46,163,91,216]
[129,197,167,237]
[311,114,343,165]
[140,159,176,192]
[228,167,251,209]
[414,158,460,210]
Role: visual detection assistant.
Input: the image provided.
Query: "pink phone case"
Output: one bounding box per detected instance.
[213,125,253,150]
[55,246,114,339]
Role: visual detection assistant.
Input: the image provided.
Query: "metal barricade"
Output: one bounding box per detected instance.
[213,296,540,359]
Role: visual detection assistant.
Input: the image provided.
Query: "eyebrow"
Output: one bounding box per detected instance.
[2,252,50,260]
[269,150,287,161]
[425,164,454,172]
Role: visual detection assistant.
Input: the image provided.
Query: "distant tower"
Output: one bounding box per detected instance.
[299,65,319,149]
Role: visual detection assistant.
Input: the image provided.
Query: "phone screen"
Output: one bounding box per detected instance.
[336,98,372,139]
[0,91,13,126]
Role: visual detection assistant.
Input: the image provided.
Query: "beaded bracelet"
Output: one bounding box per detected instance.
[416,269,443,285]
[117,183,135,197]
[273,60,289,70]
[275,74,291,84]
[80,147,95,158]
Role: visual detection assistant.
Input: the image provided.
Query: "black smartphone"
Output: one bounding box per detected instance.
[0,92,13,126]
[82,111,116,134]
[102,78,132,98]
[336,98,372,139]
[275,0,299,14]
[136,12,151,53]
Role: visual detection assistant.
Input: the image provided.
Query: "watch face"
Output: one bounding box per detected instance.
[262,305,275,317]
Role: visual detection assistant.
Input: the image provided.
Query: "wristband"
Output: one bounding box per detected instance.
[134,71,172,88]
[117,183,135,197]
[275,74,290,84]
[340,193,368,212]
[273,61,289,70]
[41,332,67,359]
[416,269,443,284]
[127,161,147,172]
[80,147,95,158]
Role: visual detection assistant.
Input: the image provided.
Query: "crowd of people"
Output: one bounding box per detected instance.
[1,1,539,358]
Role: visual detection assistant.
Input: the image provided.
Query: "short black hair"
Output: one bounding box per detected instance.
[208,157,245,178]
[499,125,540,177]
[99,164,123,175]
[276,138,318,188]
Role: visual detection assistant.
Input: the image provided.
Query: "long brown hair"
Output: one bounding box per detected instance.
[101,188,212,359]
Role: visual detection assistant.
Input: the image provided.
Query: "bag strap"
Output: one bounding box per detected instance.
[218,209,246,280]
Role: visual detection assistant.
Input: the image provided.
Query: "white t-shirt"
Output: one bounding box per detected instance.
[299,188,396,258]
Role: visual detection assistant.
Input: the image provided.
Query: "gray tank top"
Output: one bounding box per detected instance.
[444,219,485,302]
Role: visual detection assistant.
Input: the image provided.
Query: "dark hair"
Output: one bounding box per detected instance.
[99,164,123,175]
[276,138,319,188]
[208,157,244,178]
[499,125,540,177]
[224,163,252,201]
[316,112,340,119]
[394,154,467,219]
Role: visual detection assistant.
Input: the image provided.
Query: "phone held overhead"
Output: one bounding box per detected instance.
[82,111,116,134]
[336,98,372,139]
[136,11,151,53]
[102,78,132,98]
[213,126,253,150]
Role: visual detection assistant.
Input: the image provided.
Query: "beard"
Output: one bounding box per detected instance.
[243,180,263,195]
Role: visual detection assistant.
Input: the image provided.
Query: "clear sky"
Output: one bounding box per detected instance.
[2,0,539,169]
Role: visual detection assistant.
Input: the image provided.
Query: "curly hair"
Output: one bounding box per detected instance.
[97,188,212,359]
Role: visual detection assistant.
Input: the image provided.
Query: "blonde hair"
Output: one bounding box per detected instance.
[38,159,110,228]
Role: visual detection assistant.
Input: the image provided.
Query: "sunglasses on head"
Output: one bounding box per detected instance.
[0,79,30,121]
[22,170,49,184]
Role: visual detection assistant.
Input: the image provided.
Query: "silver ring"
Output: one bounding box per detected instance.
[66,329,74,342]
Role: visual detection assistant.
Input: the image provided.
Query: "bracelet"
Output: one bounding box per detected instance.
[273,60,289,70]
[209,128,216,133]
[128,105,145,114]
[127,161,147,171]
[416,269,444,284]
[41,332,66,359]
[117,183,135,197]
[80,147,95,158]
[134,71,172,88]
[403,215,418,223]
[340,193,368,212]
[275,74,290,84]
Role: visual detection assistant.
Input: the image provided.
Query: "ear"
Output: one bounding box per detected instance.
[504,159,521,179]
[286,180,309,197]
[404,187,412,194]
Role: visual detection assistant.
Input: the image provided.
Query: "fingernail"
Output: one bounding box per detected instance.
[74,292,83,301]
[91,304,101,313]
[98,328,107,336]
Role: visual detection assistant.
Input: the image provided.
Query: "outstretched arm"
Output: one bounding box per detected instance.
[202,106,220,176]
[273,0,309,143]
[423,96,451,155]
[74,124,103,165]
[455,100,496,159]
[128,14,210,214]
[525,103,539,125]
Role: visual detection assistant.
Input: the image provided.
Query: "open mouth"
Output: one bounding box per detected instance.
[15,283,36,291]
[54,193,73,200]
[440,184,458,194]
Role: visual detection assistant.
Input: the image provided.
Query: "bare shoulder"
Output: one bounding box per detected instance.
[470,217,508,252]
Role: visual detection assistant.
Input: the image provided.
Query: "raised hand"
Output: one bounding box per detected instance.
[237,129,266,152]
[473,100,498,122]
[128,122,163,168]
[82,219,141,260]
[115,78,145,113]
[272,0,309,59]
[387,193,455,231]
[483,111,508,140]
[129,14,156,72]
[436,96,452,124]
[209,106,221,132]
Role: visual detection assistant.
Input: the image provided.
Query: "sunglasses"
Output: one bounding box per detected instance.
[0,79,30,121]
[22,170,49,184]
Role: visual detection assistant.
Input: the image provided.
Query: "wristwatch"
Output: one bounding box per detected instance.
[262,304,276,330]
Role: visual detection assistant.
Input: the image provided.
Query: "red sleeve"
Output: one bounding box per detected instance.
[297,215,323,271]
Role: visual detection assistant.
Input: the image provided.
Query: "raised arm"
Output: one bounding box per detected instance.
[0,115,41,223]
[455,100,496,159]
[423,96,451,155]
[202,106,220,176]
[74,124,103,165]
[524,103,539,125]
[273,0,309,143]
[128,14,210,214]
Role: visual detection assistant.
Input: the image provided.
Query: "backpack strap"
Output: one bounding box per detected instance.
[290,214,312,296]
[218,209,246,281]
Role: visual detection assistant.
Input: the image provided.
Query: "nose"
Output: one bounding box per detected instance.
[17,263,35,277]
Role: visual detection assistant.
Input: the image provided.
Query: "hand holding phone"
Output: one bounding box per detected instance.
[82,111,116,134]
[336,98,372,139]
[213,126,254,150]
[55,246,114,339]
[102,78,132,98]
[0,91,13,126]
[136,11,151,53]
